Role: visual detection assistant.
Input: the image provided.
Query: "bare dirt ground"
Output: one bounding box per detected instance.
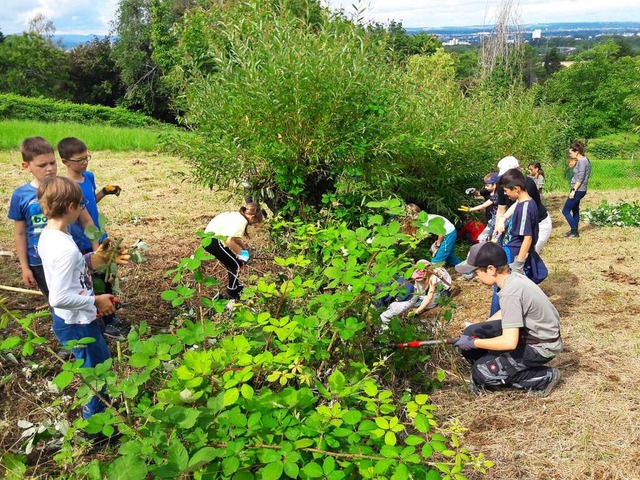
[1,151,639,478]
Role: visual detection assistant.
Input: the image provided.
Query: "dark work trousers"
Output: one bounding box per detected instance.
[461,320,555,391]
[205,239,244,299]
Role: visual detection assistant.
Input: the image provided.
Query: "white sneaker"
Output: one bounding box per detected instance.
[225,300,236,311]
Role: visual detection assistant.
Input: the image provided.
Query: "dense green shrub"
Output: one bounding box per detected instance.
[0,93,159,128]
[156,0,566,219]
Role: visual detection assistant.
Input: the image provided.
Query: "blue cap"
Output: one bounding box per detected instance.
[485,173,500,185]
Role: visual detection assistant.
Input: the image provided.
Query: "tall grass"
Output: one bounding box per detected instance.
[0,120,166,151]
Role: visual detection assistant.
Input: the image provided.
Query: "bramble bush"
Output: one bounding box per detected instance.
[1,200,492,479]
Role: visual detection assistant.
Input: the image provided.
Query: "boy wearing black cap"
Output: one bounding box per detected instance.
[453,242,562,396]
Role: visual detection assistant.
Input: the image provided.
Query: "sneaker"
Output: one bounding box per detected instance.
[538,368,562,397]
[467,376,485,395]
[563,230,579,238]
[461,272,474,281]
[106,316,131,337]
[103,323,126,340]
[85,430,122,450]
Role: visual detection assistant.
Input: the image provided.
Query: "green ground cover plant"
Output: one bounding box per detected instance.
[0,120,164,151]
[583,200,640,227]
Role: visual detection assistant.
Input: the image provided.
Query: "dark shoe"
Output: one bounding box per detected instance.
[103,323,126,340]
[563,230,579,238]
[106,316,131,336]
[538,368,562,397]
[467,376,486,396]
[86,430,122,449]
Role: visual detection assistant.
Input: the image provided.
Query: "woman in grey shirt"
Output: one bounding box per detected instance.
[562,141,591,238]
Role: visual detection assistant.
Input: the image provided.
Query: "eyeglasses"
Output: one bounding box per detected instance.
[67,154,91,163]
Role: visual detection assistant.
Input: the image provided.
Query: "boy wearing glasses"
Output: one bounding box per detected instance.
[58,137,129,339]
[452,242,562,397]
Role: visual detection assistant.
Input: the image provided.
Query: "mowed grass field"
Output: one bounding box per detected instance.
[1,149,640,479]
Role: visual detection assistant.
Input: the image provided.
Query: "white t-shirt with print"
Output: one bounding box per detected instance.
[39,229,97,324]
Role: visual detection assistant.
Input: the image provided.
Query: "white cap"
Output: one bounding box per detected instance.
[497,156,520,176]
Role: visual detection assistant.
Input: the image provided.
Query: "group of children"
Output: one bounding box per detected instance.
[8,137,128,426]
[380,154,563,397]
[7,138,574,428]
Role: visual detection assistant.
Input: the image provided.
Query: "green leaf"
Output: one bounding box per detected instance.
[161,290,178,301]
[240,384,254,399]
[52,371,74,391]
[168,441,189,471]
[284,462,300,478]
[222,456,240,476]
[105,455,147,480]
[413,414,431,433]
[187,447,219,470]
[223,388,240,407]
[0,336,22,350]
[302,462,324,478]
[404,435,424,446]
[260,461,283,480]
[342,409,362,425]
[294,438,314,449]
[384,431,397,446]
[421,443,434,459]
[323,456,336,474]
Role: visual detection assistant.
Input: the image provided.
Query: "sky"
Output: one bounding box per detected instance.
[1,0,639,36]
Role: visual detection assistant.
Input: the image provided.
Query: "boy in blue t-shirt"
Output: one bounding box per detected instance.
[8,137,98,297]
[57,137,129,338]
[57,137,121,252]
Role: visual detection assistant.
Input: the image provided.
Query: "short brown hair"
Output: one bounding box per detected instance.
[37,176,83,218]
[20,137,54,163]
[57,137,87,160]
[241,202,264,223]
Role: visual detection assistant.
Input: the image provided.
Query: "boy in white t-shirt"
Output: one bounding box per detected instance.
[37,176,127,419]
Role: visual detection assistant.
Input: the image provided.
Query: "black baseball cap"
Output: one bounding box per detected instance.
[455,242,507,274]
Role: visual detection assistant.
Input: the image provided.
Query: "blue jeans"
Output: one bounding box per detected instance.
[431,230,461,267]
[52,317,111,419]
[562,191,587,231]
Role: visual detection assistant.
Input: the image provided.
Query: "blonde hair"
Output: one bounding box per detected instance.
[37,176,83,218]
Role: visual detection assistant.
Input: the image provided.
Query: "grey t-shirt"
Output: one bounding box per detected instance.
[571,156,591,192]
[499,272,562,357]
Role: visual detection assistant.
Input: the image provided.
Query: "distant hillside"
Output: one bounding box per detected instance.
[52,34,108,50]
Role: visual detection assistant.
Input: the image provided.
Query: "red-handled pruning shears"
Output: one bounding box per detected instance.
[386,338,457,349]
[96,298,127,317]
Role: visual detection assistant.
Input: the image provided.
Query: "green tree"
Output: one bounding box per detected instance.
[0,33,71,99]
[543,47,562,76]
[68,36,123,106]
[543,41,640,137]
[111,0,174,121]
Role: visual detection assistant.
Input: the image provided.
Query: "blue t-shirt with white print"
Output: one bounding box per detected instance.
[8,183,48,266]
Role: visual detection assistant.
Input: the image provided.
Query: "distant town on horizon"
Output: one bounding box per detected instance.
[52,20,640,49]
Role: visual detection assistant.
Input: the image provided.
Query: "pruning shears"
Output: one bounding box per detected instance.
[386,338,457,349]
[96,298,129,317]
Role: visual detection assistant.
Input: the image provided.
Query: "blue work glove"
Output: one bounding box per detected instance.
[238,250,250,262]
[509,258,525,274]
[453,335,476,350]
